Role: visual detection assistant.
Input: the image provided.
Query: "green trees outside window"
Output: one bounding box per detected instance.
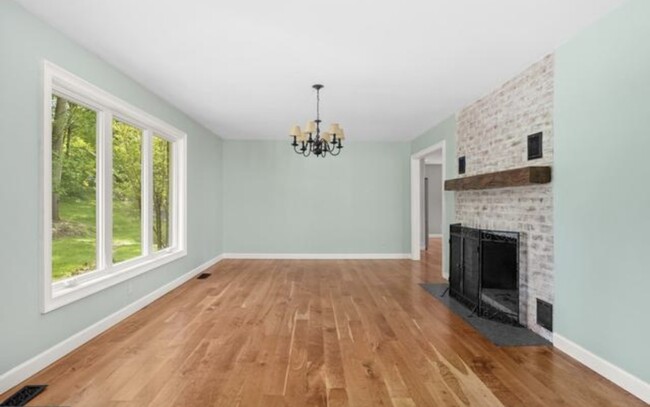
[153,136,171,251]
[112,119,143,264]
[51,95,98,281]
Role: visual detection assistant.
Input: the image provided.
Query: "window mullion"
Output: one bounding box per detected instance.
[174,138,186,251]
[142,130,153,256]
[171,140,179,249]
[95,110,105,272]
[98,111,113,272]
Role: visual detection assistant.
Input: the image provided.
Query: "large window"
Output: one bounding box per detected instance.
[44,62,187,312]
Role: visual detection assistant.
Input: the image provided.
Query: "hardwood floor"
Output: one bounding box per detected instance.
[3,238,645,406]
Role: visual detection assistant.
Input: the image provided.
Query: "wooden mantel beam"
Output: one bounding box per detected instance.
[444,166,552,191]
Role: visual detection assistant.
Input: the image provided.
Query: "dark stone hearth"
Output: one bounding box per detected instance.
[420,284,550,347]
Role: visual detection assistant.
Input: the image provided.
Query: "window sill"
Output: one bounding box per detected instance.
[43,249,187,313]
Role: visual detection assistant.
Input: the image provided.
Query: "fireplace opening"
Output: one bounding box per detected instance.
[480,230,519,320]
[449,225,520,324]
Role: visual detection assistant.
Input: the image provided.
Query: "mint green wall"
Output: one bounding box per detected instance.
[223,141,410,254]
[0,1,223,375]
[554,0,650,382]
[411,115,457,276]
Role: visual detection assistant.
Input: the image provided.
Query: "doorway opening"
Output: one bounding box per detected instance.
[422,149,443,251]
[410,140,447,277]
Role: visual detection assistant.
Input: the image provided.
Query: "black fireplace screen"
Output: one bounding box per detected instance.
[449,224,520,324]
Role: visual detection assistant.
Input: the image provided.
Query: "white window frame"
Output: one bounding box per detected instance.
[42,61,187,313]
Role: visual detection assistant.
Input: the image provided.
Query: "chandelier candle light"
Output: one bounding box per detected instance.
[289,84,345,157]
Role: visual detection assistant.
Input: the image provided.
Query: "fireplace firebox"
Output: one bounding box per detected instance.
[449,224,520,324]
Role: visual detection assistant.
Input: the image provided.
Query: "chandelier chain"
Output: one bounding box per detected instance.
[316,86,320,122]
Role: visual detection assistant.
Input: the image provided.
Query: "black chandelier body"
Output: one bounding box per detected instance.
[289,84,345,158]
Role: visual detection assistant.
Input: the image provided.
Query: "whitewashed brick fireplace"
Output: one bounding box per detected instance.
[454,55,554,339]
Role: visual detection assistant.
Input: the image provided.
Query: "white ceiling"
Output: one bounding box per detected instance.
[17,0,624,141]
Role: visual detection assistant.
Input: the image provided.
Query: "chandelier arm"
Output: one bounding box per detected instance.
[328,142,337,157]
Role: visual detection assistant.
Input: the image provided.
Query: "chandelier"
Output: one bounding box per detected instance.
[289,84,345,157]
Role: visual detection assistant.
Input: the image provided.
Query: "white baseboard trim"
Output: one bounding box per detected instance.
[222,253,411,260]
[428,234,442,238]
[553,334,650,404]
[0,254,224,395]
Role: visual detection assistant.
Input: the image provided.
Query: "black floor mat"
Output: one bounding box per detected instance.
[420,283,551,347]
